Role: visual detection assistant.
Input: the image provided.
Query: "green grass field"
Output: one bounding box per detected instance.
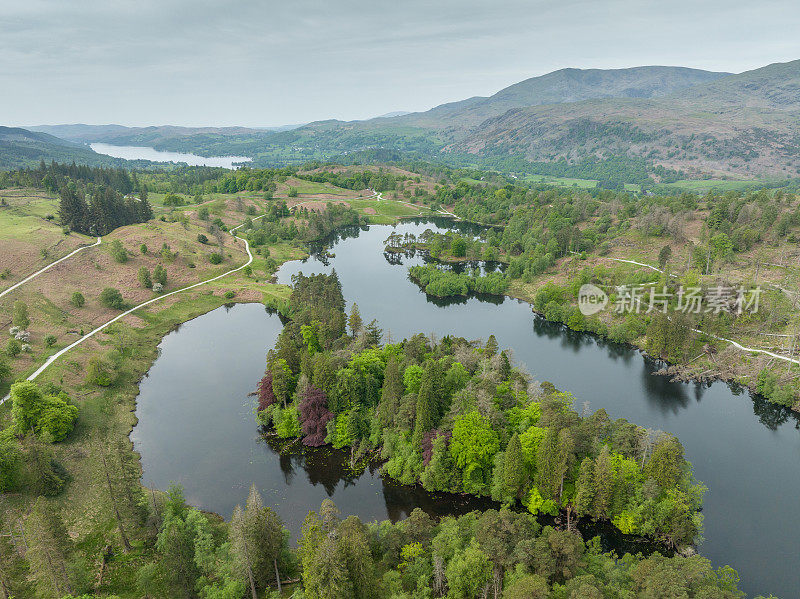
[523,174,600,189]
[287,179,350,196]
[347,196,432,224]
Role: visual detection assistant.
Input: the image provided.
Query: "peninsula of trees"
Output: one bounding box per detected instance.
[256,272,705,549]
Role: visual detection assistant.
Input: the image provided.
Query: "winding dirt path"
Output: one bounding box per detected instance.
[0,237,102,299]
[1,221,260,404]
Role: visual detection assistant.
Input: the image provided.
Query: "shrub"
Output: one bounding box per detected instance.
[109,239,128,263]
[163,193,185,206]
[45,334,57,347]
[197,233,208,244]
[138,266,153,289]
[12,300,29,329]
[287,186,298,198]
[70,291,85,308]
[6,339,21,357]
[160,243,174,262]
[153,264,167,286]
[86,356,114,386]
[140,243,148,254]
[224,290,236,299]
[99,287,125,310]
[209,253,223,264]
[198,206,210,220]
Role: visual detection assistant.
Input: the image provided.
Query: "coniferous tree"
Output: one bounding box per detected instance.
[412,361,439,449]
[0,515,23,599]
[25,498,74,596]
[485,334,498,357]
[348,303,363,337]
[230,485,288,598]
[535,427,560,500]
[499,351,511,380]
[555,429,576,501]
[574,457,595,518]
[377,356,403,427]
[155,486,200,595]
[364,319,382,347]
[502,433,526,502]
[592,445,614,520]
[271,359,294,408]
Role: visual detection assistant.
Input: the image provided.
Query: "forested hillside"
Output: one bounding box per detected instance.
[0,127,132,169]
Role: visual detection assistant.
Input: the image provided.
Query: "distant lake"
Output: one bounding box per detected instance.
[90,143,251,169]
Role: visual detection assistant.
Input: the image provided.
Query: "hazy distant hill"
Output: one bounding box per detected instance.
[0,126,127,169]
[29,124,264,146]
[28,124,132,142]
[399,66,729,127]
[11,60,800,181]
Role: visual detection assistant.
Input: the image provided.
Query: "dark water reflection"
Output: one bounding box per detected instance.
[133,220,800,598]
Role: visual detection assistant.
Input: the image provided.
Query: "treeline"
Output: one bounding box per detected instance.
[296,167,405,193]
[255,272,705,549]
[408,265,508,297]
[445,182,800,284]
[292,499,745,599]
[0,160,142,196]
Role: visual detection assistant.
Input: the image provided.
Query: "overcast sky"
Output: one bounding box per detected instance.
[2,0,799,128]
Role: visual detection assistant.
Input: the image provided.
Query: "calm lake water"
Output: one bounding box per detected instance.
[132,219,800,598]
[90,143,251,168]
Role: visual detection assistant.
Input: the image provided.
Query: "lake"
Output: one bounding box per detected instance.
[90,142,251,168]
[131,219,800,598]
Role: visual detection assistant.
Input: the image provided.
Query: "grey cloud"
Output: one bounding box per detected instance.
[0,0,798,126]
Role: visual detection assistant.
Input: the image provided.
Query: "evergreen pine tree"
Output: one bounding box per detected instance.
[592,445,614,520]
[412,361,439,449]
[574,457,595,518]
[502,433,526,502]
[377,356,403,427]
[25,498,74,596]
[348,303,363,336]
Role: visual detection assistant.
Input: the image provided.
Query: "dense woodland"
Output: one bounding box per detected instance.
[0,161,154,235]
